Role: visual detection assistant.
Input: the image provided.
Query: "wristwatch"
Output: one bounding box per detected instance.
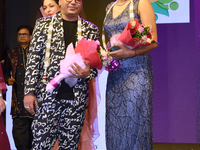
[0,93,3,98]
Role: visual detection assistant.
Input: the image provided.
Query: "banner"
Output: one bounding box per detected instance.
[150,0,190,23]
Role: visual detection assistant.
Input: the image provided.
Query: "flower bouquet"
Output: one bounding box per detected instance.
[97,44,122,72]
[96,44,120,72]
[110,18,157,51]
[46,38,102,93]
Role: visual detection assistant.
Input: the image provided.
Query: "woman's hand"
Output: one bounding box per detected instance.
[109,42,158,60]
[109,43,136,60]
[0,97,6,115]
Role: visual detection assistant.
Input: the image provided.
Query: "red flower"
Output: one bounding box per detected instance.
[74,38,102,70]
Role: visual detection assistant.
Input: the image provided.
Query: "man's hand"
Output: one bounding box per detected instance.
[24,93,39,115]
[68,60,90,79]
[7,78,15,85]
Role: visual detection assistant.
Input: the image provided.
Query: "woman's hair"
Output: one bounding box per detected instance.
[42,0,59,5]
[42,0,84,5]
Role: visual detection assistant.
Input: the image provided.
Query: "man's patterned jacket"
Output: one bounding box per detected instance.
[24,12,100,109]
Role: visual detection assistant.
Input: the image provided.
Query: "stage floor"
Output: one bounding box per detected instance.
[154,143,200,150]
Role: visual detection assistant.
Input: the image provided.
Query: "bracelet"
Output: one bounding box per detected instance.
[0,93,2,97]
[134,49,137,56]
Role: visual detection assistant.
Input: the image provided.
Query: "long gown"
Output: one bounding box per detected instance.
[103,1,153,150]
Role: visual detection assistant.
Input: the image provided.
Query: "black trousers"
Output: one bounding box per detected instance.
[32,99,86,150]
[12,117,33,150]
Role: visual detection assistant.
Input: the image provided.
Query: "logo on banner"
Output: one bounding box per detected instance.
[150,0,190,23]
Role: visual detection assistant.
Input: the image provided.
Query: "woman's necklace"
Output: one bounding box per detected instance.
[116,0,128,6]
[102,0,134,49]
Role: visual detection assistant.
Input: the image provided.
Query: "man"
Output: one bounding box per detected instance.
[23,0,100,149]
[4,25,33,150]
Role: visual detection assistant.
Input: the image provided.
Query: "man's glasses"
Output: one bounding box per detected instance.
[18,33,29,36]
[65,0,82,4]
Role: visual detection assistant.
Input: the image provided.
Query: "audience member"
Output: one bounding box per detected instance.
[4,25,33,150]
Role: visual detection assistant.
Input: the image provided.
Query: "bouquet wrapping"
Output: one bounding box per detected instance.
[46,38,102,92]
[110,18,157,50]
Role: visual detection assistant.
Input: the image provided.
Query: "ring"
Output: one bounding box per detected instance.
[75,74,78,77]
[25,106,29,109]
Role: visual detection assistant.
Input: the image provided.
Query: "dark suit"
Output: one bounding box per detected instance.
[4,46,33,150]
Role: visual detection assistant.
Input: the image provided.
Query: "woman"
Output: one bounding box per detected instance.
[40,2,60,150]
[36,0,60,19]
[42,0,61,16]
[103,0,157,149]
[0,64,11,150]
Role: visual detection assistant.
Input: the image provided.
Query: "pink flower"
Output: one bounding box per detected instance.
[142,35,147,41]
[138,25,144,33]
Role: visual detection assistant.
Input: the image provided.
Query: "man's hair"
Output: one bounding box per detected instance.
[17,25,33,35]
[41,0,84,6]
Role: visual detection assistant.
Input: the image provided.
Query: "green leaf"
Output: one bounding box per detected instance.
[134,32,142,38]
[156,1,169,10]
[158,0,173,3]
[144,27,150,32]
[151,2,169,17]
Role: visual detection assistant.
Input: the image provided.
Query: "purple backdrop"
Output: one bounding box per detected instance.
[151,0,199,143]
[195,0,200,143]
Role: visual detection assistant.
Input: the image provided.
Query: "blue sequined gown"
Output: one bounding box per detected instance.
[103,1,153,150]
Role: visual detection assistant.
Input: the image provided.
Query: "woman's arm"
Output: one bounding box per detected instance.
[136,0,157,54]
[0,90,6,114]
[0,65,7,94]
[0,65,7,114]
[109,0,158,60]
